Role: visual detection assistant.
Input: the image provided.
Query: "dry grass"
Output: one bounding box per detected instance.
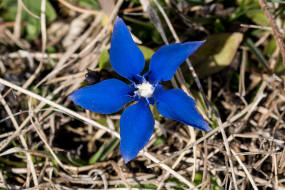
[0,0,285,189]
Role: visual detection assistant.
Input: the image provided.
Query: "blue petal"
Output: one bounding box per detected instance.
[155,89,211,131]
[110,17,145,81]
[69,79,133,114]
[120,100,154,163]
[146,41,205,83]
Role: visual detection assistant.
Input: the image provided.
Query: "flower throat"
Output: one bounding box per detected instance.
[135,81,154,98]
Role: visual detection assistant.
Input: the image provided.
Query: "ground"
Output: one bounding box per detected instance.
[0,0,285,189]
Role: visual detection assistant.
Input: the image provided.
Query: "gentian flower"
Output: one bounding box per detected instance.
[69,17,211,163]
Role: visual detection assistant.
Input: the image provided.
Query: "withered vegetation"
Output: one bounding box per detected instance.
[0,0,285,189]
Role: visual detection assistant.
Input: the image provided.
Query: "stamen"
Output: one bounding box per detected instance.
[135,82,154,98]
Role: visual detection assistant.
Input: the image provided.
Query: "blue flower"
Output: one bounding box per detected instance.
[69,17,211,163]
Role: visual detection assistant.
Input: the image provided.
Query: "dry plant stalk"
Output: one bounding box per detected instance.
[0,0,285,189]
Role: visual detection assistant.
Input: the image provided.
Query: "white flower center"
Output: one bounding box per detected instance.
[135,82,154,98]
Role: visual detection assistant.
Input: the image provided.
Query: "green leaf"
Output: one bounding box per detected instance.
[194,172,202,185]
[190,33,243,78]
[45,1,57,21]
[69,157,88,166]
[1,1,18,21]
[236,0,259,6]
[71,0,100,9]
[138,45,155,61]
[194,172,221,190]
[151,103,161,121]
[123,16,163,44]
[246,10,269,26]
[266,0,285,3]
[275,59,285,74]
[99,48,110,69]
[153,137,166,147]
[26,23,38,40]
[0,0,57,40]
[264,38,277,56]
[234,0,269,26]
[99,138,120,161]
[89,145,105,164]
[214,19,225,33]
[0,157,26,167]
[46,46,56,53]
[129,184,157,189]
[23,0,57,40]
[245,38,270,69]
[22,0,56,21]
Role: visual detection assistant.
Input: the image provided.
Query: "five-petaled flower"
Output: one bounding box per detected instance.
[69,17,211,163]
